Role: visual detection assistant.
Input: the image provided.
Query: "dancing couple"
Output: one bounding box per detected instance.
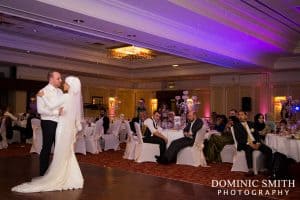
[12,71,84,193]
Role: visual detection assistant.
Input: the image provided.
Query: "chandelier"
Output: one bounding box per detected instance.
[108,45,154,60]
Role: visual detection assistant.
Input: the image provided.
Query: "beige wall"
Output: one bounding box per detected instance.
[188,89,210,118]
[11,65,300,121]
[8,90,27,114]
[83,87,210,119]
[116,89,135,119]
[15,91,27,114]
[82,87,156,120]
[209,74,270,120]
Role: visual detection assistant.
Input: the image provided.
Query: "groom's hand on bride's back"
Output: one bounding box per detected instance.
[36,90,45,97]
[59,107,64,116]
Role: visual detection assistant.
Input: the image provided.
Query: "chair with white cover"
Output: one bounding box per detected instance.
[7,130,21,144]
[85,124,100,154]
[123,122,138,160]
[113,118,129,143]
[176,124,208,167]
[0,118,8,149]
[134,122,160,163]
[99,122,120,151]
[74,122,86,155]
[220,144,235,163]
[30,118,43,154]
[1,117,22,146]
[6,118,21,144]
[230,127,265,175]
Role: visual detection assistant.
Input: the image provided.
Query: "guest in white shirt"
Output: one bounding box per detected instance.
[37,71,63,176]
[143,111,168,157]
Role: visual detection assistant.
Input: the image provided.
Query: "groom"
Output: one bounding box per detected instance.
[37,71,63,176]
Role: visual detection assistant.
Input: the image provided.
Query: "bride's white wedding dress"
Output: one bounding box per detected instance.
[12,76,84,193]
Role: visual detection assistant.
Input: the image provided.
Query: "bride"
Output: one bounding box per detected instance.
[12,76,84,193]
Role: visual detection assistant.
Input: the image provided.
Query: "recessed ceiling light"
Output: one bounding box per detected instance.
[33,29,37,33]
[113,30,123,34]
[73,19,84,23]
[26,50,31,53]
[172,64,179,67]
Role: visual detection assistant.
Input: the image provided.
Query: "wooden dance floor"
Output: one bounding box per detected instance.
[0,155,270,200]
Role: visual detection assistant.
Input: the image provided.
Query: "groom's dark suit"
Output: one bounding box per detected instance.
[233,121,272,171]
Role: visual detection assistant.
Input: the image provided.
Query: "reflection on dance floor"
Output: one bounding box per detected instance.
[0,155,271,200]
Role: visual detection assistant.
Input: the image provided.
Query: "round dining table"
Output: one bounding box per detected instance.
[265,134,300,162]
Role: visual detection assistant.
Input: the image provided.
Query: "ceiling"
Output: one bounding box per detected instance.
[0,0,299,81]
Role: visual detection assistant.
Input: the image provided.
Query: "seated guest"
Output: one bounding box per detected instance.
[254,113,270,140]
[265,113,276,133]
[136,98,146,118]
[214,114,227,133]
[159,104,169,129]
[228,109,238,117]
[167,111,175,129]
[3,114,14,140]
[97,108,110,134]
[204,115,234,163]
[276,119,290,135]
[3,106,18,121]
[156,112,203,164]
[3,105,28,142]
[208,111,218,130]
[143,111,168,158]
[233,111,272,176]
[25,112,40,141]
[130,111,147,136]
[254,113,265,131]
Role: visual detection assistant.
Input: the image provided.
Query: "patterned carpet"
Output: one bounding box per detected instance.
[1,143,299,199]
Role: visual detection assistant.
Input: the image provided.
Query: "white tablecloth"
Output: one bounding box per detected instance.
[265,134,300,162]
[161,129,184,148]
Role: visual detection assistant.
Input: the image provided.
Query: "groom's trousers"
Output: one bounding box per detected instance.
[40,120,57,176]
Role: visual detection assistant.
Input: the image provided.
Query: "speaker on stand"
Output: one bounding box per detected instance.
[242,97,252,112]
